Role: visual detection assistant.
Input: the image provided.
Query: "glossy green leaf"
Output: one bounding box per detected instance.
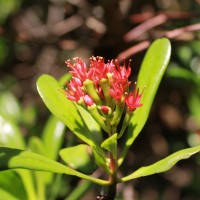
[42,116,65,160]
[0,170,27,200]
[28,136,46,156]
[119,145,200,182]
[59,144,97,174]
[37,74,108,172]
[0,116,37,200]
[77,105,102,143]
[0,188,19,200]
[0,112,37,200]
[37,74,94,146]
[0,115,25,149]
[101,133,117,160]
[0,91,21,123]
[34,171,46,200]
[75,106,107,172]
[28,137,48,200]
[119,38,171,165]
[0,147,108,185]
[59,73,109,172]
[41,116,66,186]
[16,169,37,200]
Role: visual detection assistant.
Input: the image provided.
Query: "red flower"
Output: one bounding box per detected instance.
[112,60,131,87]
[66,77,84,102]
[90,56,115,84]
[65,56,144,113]
[125,84,143,111]
[66,57,94,82]
[109,82,124,101]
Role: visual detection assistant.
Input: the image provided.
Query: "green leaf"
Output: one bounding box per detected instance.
[16,169,37,200]
[42,116,65,160]
[0,115,25,149]
[28,136,46,156]
[77,105,103,143]
[166,65,200,86]
[37,74,95,146]
[37,74,108,172]
[0,188,19,200]
[0,90,21,123]
[41,116,66,186]
[59,144,97,174]
[101,133,117,160]
[119,145,200,182]
[0,147,108,186]
[0,170,27,200]
[119,38,171,166]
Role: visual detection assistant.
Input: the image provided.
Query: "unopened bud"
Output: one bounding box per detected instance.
[101,106,111,114]
[83,95,94,106]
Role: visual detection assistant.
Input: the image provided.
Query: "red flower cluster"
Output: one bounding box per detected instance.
[65,56,143,112]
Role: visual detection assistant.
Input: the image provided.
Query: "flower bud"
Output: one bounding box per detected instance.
[83,95,94,106]
[101,106,111,114]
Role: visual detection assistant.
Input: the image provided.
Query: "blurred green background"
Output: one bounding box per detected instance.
[1,0,200,199]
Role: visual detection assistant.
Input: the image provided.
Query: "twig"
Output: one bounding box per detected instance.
[165,23,200,39]
[117,40,150,62]
[124,14,167,42]
[130,11,200,23]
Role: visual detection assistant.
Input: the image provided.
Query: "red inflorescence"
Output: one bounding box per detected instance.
[65,56,143,112]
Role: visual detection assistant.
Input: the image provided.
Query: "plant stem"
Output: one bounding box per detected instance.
[106,153,117,200]
[97,152,117,200]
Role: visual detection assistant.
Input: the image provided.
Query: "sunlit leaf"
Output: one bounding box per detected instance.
[28,136,46,156]
[42,116,65,160]
[119,145,200,182]
[0,170,27,200]
[59,144,97,174]
[0,91,21,123]
[77,105,103,143]
[0,147,108,186]
[101,133,117,160]
[37,74,94,146]
[0,115,25,149]
[37,74,108,172]
[119,38,171,165]
[16,169,37,200]
[0,188,19,200]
